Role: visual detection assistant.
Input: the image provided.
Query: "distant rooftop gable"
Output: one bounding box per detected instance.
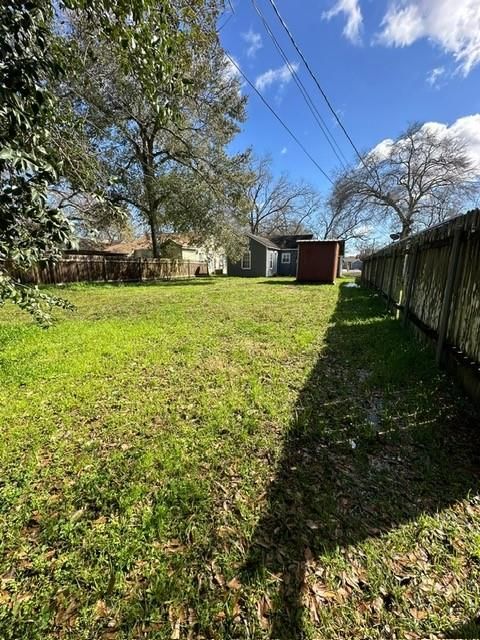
[247,233,281,250]
[247,232,315,250]
[104,233,204,255]
[269,233,314,249]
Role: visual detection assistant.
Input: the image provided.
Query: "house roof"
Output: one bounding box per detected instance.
[269,234,314,249]
[248,232,314,250]
[105,233,202,255]
[104,238,150,254]
[247,233,281,250]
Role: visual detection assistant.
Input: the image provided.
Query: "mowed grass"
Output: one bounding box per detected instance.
[0,277,479,639]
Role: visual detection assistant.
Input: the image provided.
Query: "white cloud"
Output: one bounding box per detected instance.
[376,0,480,75]
[242,29,263,58]
[426,66,445,87]
[369,115,480,171]
[280,147,288,155]
[254,62,299,91]
[449,114,480,170]
[377,3,424,46]
[368,137,394,161]
[323,0,363,44]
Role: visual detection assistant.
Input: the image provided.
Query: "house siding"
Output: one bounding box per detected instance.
[277,249,297,276]
[227,237,267,277]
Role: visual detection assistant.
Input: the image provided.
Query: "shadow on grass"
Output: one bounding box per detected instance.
[258,278,352,286]
[242,283,480,638]
[444,617,480,639]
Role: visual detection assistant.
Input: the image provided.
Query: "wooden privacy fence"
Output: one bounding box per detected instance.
[361,209,480,402]
[8,255,209,285]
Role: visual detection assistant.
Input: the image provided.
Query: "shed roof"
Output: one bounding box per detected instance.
[297,238,345,255]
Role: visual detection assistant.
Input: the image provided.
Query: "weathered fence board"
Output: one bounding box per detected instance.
[7,256,209,286]
[361,209,480,403]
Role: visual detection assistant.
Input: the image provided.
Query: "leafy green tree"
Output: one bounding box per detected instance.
[59,4,250,256]
[1,0,224,322]
[0,1,74,323]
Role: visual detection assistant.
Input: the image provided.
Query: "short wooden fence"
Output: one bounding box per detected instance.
[7,256,209,285]
[361,209,480,404]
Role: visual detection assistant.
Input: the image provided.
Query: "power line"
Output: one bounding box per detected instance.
[265,0,371,175]
[250,0,349,169]
[224,53,334,184]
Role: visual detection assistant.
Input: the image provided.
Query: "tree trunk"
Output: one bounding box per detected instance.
[149,217,159,257]
[400,218,413,239]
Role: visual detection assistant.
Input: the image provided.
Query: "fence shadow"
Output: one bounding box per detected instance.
[443,618,480,639]
[242,283,480,638]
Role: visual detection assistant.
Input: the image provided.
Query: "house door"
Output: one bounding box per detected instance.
[267,250,278,276]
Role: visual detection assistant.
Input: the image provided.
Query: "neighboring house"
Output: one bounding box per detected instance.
[227,233,313,277]
[343,256,363,272]
[105,234,227,274]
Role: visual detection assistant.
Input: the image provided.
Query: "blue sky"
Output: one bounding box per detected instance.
[220,0,480,193]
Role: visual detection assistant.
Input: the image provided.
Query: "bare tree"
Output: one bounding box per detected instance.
[313,196,374,243]
[330,123,479,239]
[247,156,320,235]
[357,239,380,260]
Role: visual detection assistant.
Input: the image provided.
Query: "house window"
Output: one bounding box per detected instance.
[241,251,251,270]
[269,252,274,269]
[281,252,291,264]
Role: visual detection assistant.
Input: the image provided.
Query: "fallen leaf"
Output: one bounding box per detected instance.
[94,599,110,619]
[55,600,78,627]
[227,577,241,591]
[371,596,384,613]
[257,595,272,630]
[169,605,186,640]
[410,607,428,621]
[311,583,338,601]
[163,539,186,554]
[70,508,85,523]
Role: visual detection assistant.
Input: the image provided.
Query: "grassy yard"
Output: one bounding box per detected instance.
[0,277,479,639]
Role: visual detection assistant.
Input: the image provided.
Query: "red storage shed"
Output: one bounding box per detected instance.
[296,240,342,283]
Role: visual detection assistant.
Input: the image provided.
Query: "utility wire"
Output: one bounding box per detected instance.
[266,0,372,175]
[224,53,333,184]
[251,0,349,169]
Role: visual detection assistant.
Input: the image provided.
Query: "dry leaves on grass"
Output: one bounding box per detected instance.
[168,605,199,640]
[54,598,78,629]
[93,599,110,620]
[257,594,272,630]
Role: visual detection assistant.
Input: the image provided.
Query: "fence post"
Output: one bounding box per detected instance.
[138,258,143,282]
[103,257,107,282]
[386,252,397,312]
[49,260,57,285]
[364,259,371,287]
[379,254,387,294]
[402,245,419,328]
[435,225,463,366]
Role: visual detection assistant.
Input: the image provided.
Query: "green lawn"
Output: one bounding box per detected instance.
[0,277,479,640]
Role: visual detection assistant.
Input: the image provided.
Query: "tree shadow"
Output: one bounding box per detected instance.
[242,283,480,638]
[443,617,480,639]
[258,278,350,286]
